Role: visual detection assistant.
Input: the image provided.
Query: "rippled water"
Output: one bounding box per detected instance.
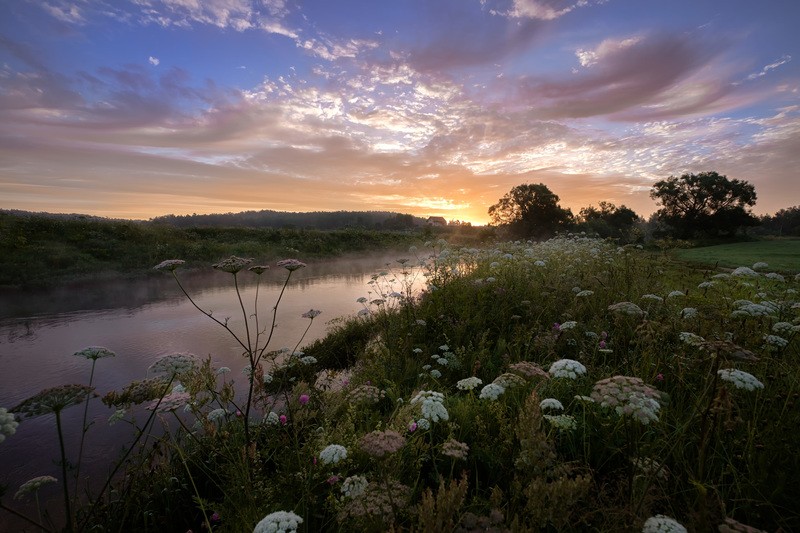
[0,253,424,530]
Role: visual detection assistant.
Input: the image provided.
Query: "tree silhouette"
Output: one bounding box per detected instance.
[488,183,573,239]
[650,171,758,238]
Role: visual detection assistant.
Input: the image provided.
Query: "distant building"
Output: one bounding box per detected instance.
[426,216,447,227]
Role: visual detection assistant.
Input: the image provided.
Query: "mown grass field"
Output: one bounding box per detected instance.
[673,238,800,272]
[6,237,798,532]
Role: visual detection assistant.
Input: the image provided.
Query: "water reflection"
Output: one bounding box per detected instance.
[0,252,425,530]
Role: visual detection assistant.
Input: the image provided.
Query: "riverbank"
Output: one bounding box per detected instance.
[1,211,493,288]
[4,237,796,532]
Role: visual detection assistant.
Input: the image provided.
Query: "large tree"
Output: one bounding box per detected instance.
[578,201,640,239]
[488,183,573,239]
[650,171,758,238]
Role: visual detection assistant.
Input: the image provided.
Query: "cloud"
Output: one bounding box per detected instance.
[501,0,591,20]
[507,32,737,119]
[744,54,792,82]
[41,2,86,24]
[148,56,160,66]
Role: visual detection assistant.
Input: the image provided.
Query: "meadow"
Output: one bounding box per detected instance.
[673,238,800,272]
[2,236,799,532]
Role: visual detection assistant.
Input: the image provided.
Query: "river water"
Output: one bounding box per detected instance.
[0,253,423,530]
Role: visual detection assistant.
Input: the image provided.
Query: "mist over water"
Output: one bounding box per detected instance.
[0,252,426,530]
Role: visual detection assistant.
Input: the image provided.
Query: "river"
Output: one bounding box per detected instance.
[0,252,424,530]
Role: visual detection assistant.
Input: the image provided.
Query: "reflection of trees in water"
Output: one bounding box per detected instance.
[0,252,422,333]
[5,319,36,342]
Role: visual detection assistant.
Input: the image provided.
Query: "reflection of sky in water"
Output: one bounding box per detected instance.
[0,253,426,529]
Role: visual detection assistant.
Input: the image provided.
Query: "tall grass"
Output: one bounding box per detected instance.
[3,236,798,532]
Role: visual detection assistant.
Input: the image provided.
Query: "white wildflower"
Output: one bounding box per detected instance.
[543,414,577,431]
[732,266,759,277]
[539,398,564,411]
[717,369,764,391]
[253,510,303,533]
[479,383,505,401]
[319,444,348,465]
[642,514,687,533]
[548,359,587,379]
[456,377,482,391]
[341,476,368,498]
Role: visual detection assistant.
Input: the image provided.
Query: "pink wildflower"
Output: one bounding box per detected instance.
[279,414,287,425]
[408,421,417,433]
[299,394,310,405]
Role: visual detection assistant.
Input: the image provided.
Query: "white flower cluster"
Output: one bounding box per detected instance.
[732,266,759,277]
[731,302,776,318]
[253,510,303,533]
[773,322,799,334]
[548,359,587,379]
[149,353,197,376]
[479,383,505,401]
[0,407,18,443]
[679,332,705,347]
[539,398,564,411]
[667,290,685,298]
[717,369,764,391]
[559,321,578,330]
[641,294,664,303]
[642,515,687,533]
[341,475,368,498]
[763,334,789,348]
[319,444,348,465]
[14,475,58,500]
[265,412,280,425]
[608,301,645,318]
[543,414,577,431]
[680,307,698,319]
[207,408,228,423]
[765,272,785,282]
[410,390,449,422]
[575,290,594,297]
[456,376,483,391]
[591,376,662,425]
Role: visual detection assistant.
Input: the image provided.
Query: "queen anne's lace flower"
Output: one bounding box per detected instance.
[576,290,594,297]
[146,391,190,413]
[732,266,759,277]
[341,475,369,498]
[492,372,526,388]
[608,301,645,318]
[14,476,58,500]
[667,290,685,298]
[14,384,94,417]
[359,430,406,457]
[548,359,587,379]
[763,334,789,348]
[153,259,185,271]
[319,444,348,465]
[0,407,19,443]
[410,390,449,422]
[479,383,505,401]
[591,376,662,425]
[441,439,469,460]
[679,332,705,347]
[642,514,687,533]
[559,320,578,330]
[539,398,564,411]
[509,361,549,380]
[253,510,303,533]
[74,346,116,360]
[456,377,483,390]
[680,307,698,319]
[301,309,321,319]
[149,353,197,376]
[717,369,764,391]
[265,412,280,425]
[543,414,577,431]
[212,256,252,274]
[207,408,228,422]
[277,259,307,271]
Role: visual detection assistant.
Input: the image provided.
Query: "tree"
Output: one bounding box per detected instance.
[488,183,573,239]
[759,206,800,236]
[650,171,758,239]
[577,201,640,239]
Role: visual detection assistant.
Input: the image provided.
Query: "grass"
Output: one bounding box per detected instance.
[672,238,800,272]
[4,237,799,532]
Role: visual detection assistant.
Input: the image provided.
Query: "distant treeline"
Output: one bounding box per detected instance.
[0,210,438,287]
[152,210,428,230]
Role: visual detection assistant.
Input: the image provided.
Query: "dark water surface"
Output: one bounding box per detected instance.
[0,253,423,530]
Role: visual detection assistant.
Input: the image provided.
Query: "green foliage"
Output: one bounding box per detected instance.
[673,238,800,272]
[5,237,799,532]
[650,171,759,239]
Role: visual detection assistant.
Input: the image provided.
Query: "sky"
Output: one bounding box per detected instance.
[1,0,798,225]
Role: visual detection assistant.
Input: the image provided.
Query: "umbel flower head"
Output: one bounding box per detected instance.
[1,407,19,443]
[410,390,449,422]
[248,265,270,275]
[359,429,406,457]
[149,353,198,377]
[253,510,303,533]
[301,309,321,319]
[153,259,185,272]
[548,359,587,379]
[213,256,252,274]
[642,514,687,533]
[319,444,348,465]
[277,258,307,271]
[14,475,58,500]
[717,368,764,391]
[14,384,94,418]
[74,346,116,360]
[591,376,662,425]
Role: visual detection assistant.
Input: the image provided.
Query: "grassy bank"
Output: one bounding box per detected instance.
[4,238,799,532]
[0,212,462,287]
[672,238,800,272]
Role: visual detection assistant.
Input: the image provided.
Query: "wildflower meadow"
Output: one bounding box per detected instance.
[2,236,799,532]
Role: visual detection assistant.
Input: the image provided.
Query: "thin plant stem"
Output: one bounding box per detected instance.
[54,410,73,532]
[170,431,213,532]
[73,359,96,507]
[291,318,315,356]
